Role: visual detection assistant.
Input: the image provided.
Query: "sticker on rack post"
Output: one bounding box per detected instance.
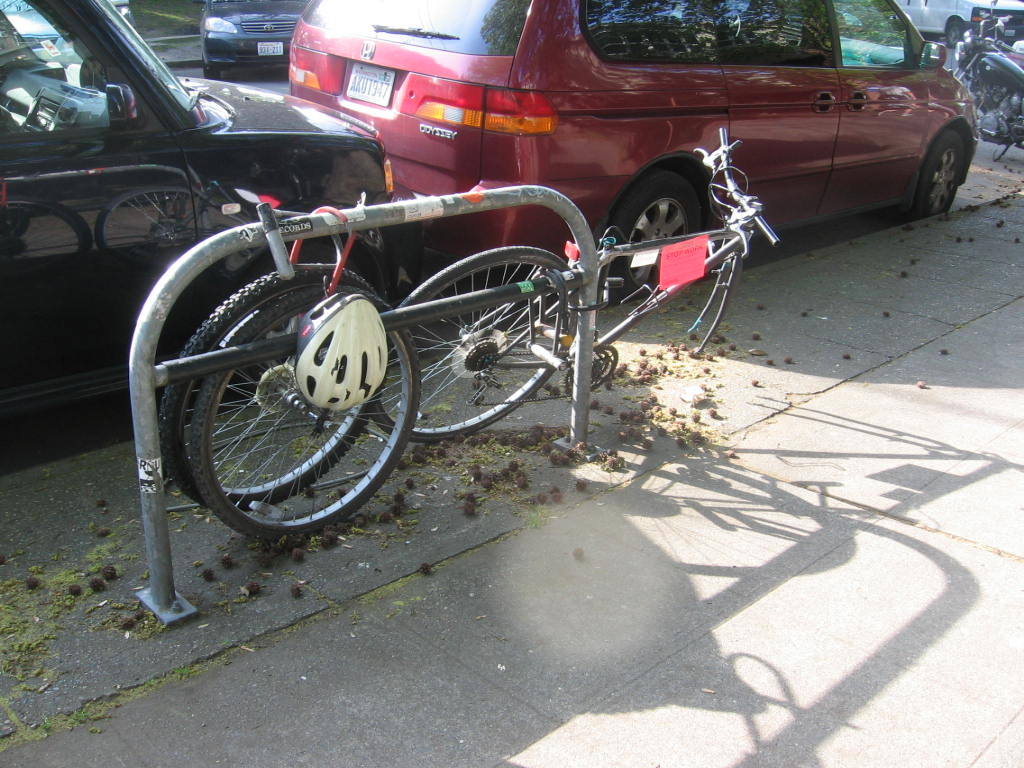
[517,281,536,293]
[658,234,709,291]
[402,198,445,222]
[138,457,162,494]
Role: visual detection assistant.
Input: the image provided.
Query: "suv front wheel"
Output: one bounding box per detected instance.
[608,170,701,297]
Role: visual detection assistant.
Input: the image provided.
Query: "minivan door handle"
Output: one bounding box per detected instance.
[813,92,836,112]
[849,91,869,111]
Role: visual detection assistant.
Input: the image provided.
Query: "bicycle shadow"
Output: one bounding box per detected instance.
[371,406,1011,767]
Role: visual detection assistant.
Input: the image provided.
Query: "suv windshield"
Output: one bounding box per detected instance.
[101,1,196,111]
[303,0,531,55]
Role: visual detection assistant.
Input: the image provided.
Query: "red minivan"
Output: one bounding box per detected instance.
[291,0,975,288]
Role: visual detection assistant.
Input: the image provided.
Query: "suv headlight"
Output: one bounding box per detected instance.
[204,17,239,34]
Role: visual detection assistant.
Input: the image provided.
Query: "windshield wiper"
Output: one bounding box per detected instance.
[371,24,459,40]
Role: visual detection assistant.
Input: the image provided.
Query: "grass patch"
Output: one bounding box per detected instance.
[132,0,202,37]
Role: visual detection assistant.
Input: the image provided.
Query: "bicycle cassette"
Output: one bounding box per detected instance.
[452,329,510,378]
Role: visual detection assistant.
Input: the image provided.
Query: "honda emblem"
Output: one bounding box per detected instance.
[361,40,375,60]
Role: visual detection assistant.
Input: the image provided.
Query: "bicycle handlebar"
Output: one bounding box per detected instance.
[755,214,780,246]
[696,128,779,246]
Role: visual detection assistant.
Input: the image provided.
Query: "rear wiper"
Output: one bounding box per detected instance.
[371,24,460,40]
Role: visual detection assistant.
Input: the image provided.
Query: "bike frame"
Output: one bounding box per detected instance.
[595,225,755,349]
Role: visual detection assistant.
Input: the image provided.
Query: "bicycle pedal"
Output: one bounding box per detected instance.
[535,323,574,347]
[528,343,568,370]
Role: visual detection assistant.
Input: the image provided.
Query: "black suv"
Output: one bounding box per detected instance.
[0,0,414,416]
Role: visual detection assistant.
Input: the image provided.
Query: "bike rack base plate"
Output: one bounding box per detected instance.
[136,587,199,625]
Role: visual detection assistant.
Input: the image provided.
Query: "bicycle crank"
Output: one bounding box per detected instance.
[563,343,619,392]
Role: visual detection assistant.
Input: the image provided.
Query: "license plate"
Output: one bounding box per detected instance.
[347,63,396,107]
[258,41,284,56]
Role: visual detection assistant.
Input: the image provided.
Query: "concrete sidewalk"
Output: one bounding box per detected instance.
[0,162,1022,765]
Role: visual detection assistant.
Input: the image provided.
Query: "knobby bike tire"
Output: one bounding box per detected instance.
[95,188,195,250]
[398,246,566,442]
[184,273,419,538]
[158,265,376,503]
[0,199,92,258]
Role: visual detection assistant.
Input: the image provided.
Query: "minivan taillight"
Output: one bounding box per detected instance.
[402,76,557,136]
[483,90,557,135]
[290,47,343,94]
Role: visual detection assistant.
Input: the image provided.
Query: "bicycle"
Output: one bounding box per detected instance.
[399,128,778,441]
[171,128,775,537]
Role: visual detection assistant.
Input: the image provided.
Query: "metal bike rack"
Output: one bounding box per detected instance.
[129,185,601,623]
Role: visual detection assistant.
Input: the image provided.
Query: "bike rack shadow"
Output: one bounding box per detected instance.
[322,417,991,767]
[129,188,604,623]
[591,422,996,765]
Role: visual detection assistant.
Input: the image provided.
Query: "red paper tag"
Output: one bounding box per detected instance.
[658,234,709,291]
[564,241,580,262]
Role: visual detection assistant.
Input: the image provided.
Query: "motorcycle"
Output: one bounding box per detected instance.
[954,2,1024,158]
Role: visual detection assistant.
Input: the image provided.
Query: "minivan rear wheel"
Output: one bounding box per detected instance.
[607,170,701,298]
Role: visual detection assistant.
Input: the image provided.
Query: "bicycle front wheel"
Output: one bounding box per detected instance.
[185,278,419,538]
[159,265,380,503]
[399,246,565,442]
[684,250,743,353]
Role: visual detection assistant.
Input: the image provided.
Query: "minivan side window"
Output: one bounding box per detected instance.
[833,0,911,67]
[585,0,834,67]
[716,0,833,66]
[584,0,720,63]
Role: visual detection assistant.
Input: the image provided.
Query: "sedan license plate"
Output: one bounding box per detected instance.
[258,41,284,56]
[347,63,396,107]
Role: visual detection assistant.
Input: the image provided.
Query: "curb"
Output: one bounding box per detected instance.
[164,59,203,69]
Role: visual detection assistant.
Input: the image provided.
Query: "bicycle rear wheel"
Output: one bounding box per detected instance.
[399,246,566,442]
[185,277,419,538]
[95,188,195,250]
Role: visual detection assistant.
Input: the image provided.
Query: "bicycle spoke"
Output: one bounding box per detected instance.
[399,247,565,440]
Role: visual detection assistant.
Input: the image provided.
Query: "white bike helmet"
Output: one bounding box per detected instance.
[295,291,388,411]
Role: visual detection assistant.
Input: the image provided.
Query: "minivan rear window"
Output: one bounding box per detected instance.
[302,0,532,56]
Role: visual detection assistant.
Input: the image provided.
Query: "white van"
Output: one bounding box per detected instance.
[900,0,1024,43]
